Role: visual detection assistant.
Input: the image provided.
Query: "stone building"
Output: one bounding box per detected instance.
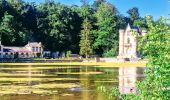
[0,42,43,58]
[117,24,147,61]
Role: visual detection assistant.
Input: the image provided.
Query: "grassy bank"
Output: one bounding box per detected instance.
[0,61,147,67]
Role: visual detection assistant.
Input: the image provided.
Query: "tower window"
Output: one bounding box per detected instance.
[127,38,130,44]
[36,47,38,52]
[39,47,41,52]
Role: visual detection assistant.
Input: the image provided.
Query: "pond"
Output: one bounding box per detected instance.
[0,65,145,100]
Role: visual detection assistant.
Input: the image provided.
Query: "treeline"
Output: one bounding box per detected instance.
[0,0,150,57]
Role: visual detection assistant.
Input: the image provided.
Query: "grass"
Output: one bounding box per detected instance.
[0,61,147,67]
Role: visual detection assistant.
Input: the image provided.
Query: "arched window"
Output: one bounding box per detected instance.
[127,38,130,44]
[39,47,41,52]
[32,47,35,52]
[36,47,38,52]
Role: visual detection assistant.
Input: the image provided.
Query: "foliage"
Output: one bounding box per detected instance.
[79,18,93,58]
[97,86,120,100]
[136,17,170,99]
[92,0,106,10]
[36,53,41,58]
[103,47,118,57]
[0,12,14,41]
[94,2,118,56]
[37,2,81,52]
[127,7,140,24]
[66,51,72,58]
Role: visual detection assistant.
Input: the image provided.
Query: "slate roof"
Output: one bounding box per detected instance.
[130,26,140,30]
[127,24,142,35]
[3,47,31,53]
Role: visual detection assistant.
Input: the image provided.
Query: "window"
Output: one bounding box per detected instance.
[32,47,35,52]
[36,47,38,52]
[127,38,130,44]
[39,47,41,52]
[21,53,24,57]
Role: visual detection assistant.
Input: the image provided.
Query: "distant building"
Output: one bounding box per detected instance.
[0,42,43,58]
[117,24,147,61]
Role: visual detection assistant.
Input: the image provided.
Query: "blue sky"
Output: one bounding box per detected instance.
[25,0,170,20]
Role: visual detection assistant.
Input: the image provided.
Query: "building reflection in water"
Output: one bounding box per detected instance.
[119,67,145,94]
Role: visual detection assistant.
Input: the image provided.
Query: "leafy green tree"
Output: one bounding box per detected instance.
[79,18,93,58]
[136,17,170,99]
[0,12,14,41]
[92,0,106,10]
[94,2,118,56]
[127,7,140,24]
[37,2,81,53]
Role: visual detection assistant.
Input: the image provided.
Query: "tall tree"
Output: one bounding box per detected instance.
[0,12,14,42]
[79,18,93,58]
[92,0,106,10]
[127,7,140,24]
[94,3,118,56]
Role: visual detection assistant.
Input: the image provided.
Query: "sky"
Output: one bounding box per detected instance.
[25,0,170,20]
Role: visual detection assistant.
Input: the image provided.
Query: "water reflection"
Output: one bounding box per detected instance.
[0,65,145,100]
[119,67,145,94]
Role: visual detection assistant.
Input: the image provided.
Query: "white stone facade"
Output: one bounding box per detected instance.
[117,24,146,61]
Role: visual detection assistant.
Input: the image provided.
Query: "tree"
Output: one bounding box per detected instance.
[92,0,106,10]
[37,2,81,53]
[127,7,140,24]
[94,3,118,56]
[136,17,170,99]
[0,12,14,42]
[79,18,93,58]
